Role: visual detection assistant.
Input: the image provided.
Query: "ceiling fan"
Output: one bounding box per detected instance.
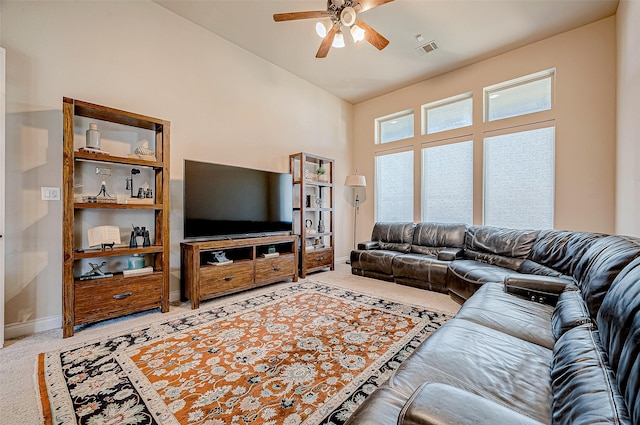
[273,0,394,58]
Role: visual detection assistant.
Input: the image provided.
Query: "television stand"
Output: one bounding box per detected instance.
[180,235,298,309]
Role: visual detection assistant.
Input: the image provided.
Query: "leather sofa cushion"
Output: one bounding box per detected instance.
[410,222,466,254]
[596,256,640,424]
[464,249,525,271]
[454,282,555,349]
[447,260,519,301]
[551,289,591,340]
[388,319,553,424]
[551,324,630,425]
[574,235,640,317]
[399,383,544,425]
[529,229,603,276]
[518,259,575,283]
[465,225,539,258]
[392,253,449,286]
[379,241,411,253]
[371,222,415,245]
[350,249,402,275]
[343,383,408,425]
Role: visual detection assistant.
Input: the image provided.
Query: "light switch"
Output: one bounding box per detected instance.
[41,187,61,201]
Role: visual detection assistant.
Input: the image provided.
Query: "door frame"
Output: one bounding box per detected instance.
[1,47,6,347]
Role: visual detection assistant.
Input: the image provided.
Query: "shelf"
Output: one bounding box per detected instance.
[74,150,163,168]
[303,207,332,212]
[293,179,333,187]
[74,202,163,210]
[302,232,332,239]
[74,270,162,285]
[74,245,164,259]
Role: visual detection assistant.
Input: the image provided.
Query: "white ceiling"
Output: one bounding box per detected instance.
[154,0,619,104]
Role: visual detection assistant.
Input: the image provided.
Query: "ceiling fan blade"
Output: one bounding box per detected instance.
[356,0,394,13]
[316,25,338,58]
[273,11,329,22]
[355,19,389,50]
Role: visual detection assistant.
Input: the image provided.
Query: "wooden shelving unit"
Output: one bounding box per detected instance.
[62,97,170,337]
[289,152,335,278]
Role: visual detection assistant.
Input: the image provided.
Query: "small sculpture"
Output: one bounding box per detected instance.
[79,261,113,280]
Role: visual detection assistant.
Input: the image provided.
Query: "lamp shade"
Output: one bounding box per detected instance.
[345,174,366,187]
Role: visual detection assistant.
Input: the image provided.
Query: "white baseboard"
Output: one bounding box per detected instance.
[170,290,181,302]
[5,314,62,340]
[5,291,183,340]
[335,255,350,264]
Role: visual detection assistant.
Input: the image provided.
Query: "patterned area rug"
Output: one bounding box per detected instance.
[38,282,450,425]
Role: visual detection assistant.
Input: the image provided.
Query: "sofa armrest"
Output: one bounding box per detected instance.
[357,241,379,250]
[437,247,464,261]
[399,383,543,425]
[504,275,571,306]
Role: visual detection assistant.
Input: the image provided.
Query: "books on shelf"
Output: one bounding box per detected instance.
[87,225,121,248]
[124,197,154,205]
[122,266,154,277]
[262,252,280,258]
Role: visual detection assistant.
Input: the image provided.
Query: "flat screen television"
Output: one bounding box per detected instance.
[183,160,293,240]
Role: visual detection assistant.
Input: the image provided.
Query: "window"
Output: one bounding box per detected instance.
[375,149,414,222]
[376,110,414,144]
[422,141,473,223]
[422,94,472,134]
[485,69,554,122]
[483,125,555,229]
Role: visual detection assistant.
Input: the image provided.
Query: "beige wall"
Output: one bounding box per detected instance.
[1,0,354,336]
[352,17,617,243]
[616,1,640,236]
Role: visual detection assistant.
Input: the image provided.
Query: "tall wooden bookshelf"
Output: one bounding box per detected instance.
[289,152,334,277]
[62,98,170,337]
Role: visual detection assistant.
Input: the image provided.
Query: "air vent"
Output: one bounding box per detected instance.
[416,40,438,56]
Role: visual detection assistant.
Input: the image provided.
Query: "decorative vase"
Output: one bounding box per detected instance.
[86,123,101,150]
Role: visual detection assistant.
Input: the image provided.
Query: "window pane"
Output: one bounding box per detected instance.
[425,97,472,134]
[378,112,414,144]
[486,74,552,121]
[375,150,414,222]
[422,141,473,223]
[484,127,555,229]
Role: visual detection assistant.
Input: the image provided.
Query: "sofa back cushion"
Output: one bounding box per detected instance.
[573,235,640,317]
[597,256,640,424]
[551,323,631,425]
[529,230,603,276]
[410,222,467,255]
[371,222,415,253]
[463,226,539,271]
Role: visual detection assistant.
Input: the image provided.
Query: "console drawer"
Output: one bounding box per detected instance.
[304,248,333,270]
[200,262,254,297]
[255,254,296,284]
[74,273,162,324]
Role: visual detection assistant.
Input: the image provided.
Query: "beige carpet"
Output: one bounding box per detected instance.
[0,263,460,425]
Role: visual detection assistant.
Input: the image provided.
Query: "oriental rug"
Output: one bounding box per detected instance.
[38,282,450,425]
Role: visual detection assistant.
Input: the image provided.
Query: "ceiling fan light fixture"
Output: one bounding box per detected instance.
[350,24,365,42]
[315,21,328,38]
[332,30,345,48]
[340,6,357,27]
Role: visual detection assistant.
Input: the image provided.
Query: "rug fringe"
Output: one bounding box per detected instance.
[37,353,52,425]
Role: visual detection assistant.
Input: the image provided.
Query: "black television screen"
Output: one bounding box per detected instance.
[183,160,293,239]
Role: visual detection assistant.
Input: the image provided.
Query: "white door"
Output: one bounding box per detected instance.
[1,47,6,347]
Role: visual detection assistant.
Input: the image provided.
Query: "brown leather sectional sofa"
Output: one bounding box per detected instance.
[347,222,640,425]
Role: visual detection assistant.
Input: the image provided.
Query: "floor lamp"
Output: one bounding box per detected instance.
[345,172,366,264]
